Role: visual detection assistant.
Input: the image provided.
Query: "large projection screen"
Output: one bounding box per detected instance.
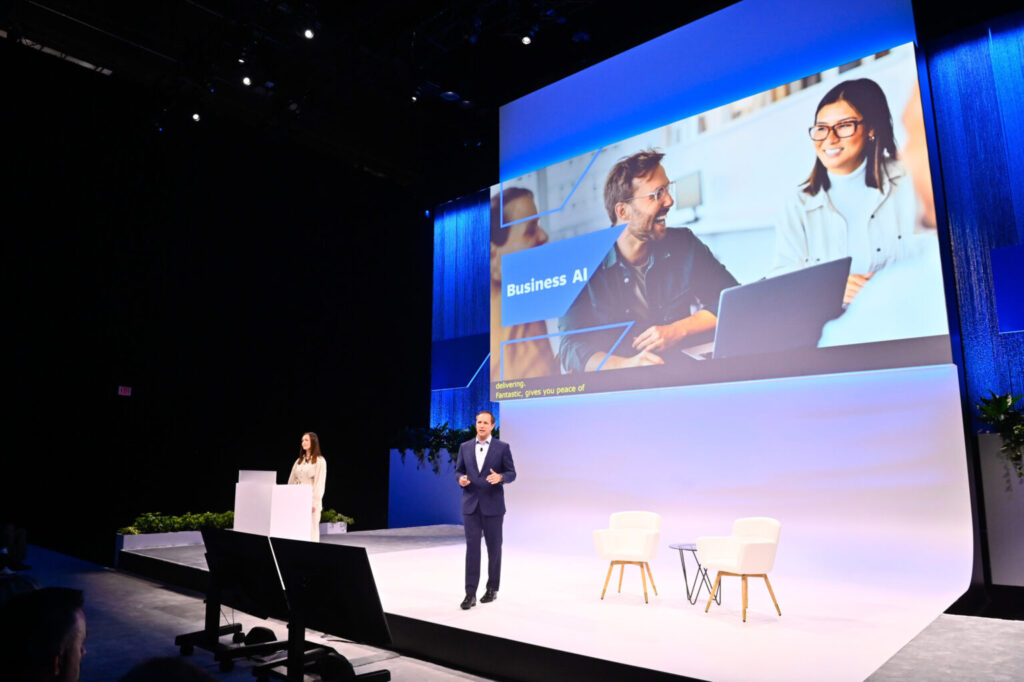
[490,40,949,401]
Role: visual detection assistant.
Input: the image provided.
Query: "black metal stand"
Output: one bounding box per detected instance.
[175,553,301,673]
[252,616,390,681]
[671,543,720,606]
[174,588,246,656]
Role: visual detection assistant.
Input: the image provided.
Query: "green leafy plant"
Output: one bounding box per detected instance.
[118,508,355,535]
[976,391,1024,483]
[389,422,500,474]
[320,509,355,526]
[116,510,234,535]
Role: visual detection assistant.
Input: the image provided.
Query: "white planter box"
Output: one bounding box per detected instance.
[113,529,206,567]
[978,433,1024,587]
[114,521,347,566]
[117,530,205,551]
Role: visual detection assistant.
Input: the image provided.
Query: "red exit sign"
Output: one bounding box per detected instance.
[117,386,132,397]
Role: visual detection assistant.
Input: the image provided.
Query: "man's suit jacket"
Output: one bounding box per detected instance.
[455,438,517,516]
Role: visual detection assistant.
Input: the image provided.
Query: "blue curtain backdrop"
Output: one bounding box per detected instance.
[927,10,1024,412]
[430,189,496,429]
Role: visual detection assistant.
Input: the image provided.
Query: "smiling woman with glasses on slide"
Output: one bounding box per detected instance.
[775,78,924,305]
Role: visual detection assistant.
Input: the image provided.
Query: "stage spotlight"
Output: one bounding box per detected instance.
[411,95,418,102]
[304,28,314,39]
[521,35,532,45]
[242,76,251,86]
[238,57,245,64]
[192,113,200,122]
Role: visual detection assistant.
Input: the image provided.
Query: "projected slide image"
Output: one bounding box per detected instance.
[490,43,950,402]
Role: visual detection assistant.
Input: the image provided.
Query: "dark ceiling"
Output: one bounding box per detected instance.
[1,0,737,203]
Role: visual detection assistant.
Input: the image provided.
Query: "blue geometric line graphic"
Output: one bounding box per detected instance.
[498,321,635,380]
[498,149,603,228]
[431,352,491,392]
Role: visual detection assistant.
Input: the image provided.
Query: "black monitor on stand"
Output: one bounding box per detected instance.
[175,529,288,659]
[177,529,324,674]
[259,537,392,681]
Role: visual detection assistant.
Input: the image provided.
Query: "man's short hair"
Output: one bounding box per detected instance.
[603,150,666,224]
[490,187,534,247]
[0,587,84,679]
[475,410,496,425]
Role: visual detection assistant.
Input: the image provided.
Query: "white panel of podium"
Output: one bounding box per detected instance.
[233,471,311,541]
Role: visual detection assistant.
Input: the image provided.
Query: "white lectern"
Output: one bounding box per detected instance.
[233,470,311,541]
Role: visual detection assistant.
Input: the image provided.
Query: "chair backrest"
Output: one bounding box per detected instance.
[732,517,781,543]
[609,511,661,531]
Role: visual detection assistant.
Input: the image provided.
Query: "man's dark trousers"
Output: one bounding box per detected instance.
[464,510,503,593]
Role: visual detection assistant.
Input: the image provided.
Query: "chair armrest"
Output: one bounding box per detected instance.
[697,536,737,569]
[594,529,660,560]
[593,529,612,556]
[735,539,778,573]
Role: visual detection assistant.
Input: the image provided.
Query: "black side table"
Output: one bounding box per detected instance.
[670,542,720,606]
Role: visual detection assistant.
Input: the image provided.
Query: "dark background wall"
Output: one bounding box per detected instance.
[2,39,432,564]
[924,10,1024,406]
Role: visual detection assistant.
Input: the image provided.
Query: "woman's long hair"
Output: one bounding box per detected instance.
[803,78,898,196]
[298,431,323,463]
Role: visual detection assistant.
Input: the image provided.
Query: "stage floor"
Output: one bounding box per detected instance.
[368,542,954,682]
[117,524,1023,681]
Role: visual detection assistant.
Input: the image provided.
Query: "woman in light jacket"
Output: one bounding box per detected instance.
[289,431,327,542]
[775,78,920,304]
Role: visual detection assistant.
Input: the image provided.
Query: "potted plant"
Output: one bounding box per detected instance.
[976,391,1024,485]
[114,511,235,564]
[319,509,354,535]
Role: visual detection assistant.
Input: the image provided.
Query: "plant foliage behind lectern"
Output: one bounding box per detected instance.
[976,391,1024,484]
[390,423,500,474]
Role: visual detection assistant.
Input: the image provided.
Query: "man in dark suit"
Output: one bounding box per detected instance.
[455,410,517,609]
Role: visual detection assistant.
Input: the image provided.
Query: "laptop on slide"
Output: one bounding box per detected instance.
[682,257,851,360]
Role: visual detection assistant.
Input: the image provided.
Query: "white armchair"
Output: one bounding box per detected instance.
[697,517,781,622]
[593,511,661,603]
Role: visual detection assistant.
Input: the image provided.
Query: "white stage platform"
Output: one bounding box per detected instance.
[369,542,960,682]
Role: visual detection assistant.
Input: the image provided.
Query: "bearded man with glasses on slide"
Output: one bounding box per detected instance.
[558,149,738,373]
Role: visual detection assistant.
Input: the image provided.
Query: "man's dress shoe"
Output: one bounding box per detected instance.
[480,589,498,603]
[460,594,476,610]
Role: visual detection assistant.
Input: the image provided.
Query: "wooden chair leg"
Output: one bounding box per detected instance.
[705,572,722,613]
[762,574,781,616]
[644,562,658,596]
[742,575,748,622]
[639,561,649,603]
[601,562,614,600]
[617,563,624,593]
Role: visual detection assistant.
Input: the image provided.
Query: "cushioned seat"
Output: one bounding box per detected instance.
[593,511,660,603]
[697,517,781,622]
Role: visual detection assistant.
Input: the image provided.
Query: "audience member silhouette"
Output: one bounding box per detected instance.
[0,586,87,682]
